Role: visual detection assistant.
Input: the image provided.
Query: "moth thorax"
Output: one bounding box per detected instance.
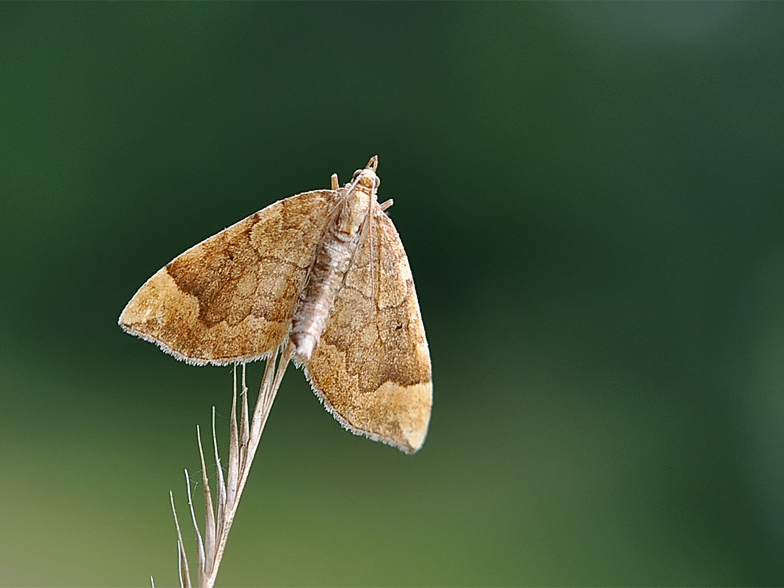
[337,184,372,237]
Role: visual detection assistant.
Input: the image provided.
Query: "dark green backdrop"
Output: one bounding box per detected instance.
[1,3,783,586]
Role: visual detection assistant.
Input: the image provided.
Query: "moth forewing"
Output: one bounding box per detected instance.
[303,204,432,453]
[118,189,337,365]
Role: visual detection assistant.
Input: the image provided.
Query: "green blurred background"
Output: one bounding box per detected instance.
[1,3,783,586]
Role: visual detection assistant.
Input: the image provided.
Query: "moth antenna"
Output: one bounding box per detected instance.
[347,202,375,288]
[372,214,380,314]
[294,183,349,308]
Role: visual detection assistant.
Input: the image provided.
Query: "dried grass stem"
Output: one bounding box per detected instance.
[169,344,292,588]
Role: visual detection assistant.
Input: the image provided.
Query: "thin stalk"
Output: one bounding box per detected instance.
[169,344,293,588]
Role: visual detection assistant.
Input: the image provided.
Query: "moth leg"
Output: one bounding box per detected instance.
[331,173,339,190]
[380,199,394,212]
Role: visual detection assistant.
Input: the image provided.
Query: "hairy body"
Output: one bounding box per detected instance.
[290,163,375,360]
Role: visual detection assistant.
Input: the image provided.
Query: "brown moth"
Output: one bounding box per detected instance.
[119,156,432,453]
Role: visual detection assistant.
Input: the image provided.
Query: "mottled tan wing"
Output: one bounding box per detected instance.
[303,204,432,453]
[119,190,337,365]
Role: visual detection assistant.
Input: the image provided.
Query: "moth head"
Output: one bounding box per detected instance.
[352,167,380,191]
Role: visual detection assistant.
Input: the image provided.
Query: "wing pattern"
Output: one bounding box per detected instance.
[304,204,432,452]
[119,189,337,365]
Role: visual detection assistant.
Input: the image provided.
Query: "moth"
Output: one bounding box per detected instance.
[119,156,432,453]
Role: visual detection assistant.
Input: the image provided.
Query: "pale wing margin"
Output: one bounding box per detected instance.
[119,189,337,365]
[303,205,432,453]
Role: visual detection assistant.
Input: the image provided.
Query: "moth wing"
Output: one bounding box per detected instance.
[119,189,337,365]
[303,204,432,453]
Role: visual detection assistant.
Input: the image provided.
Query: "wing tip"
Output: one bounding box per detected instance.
[298,358,430,454]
